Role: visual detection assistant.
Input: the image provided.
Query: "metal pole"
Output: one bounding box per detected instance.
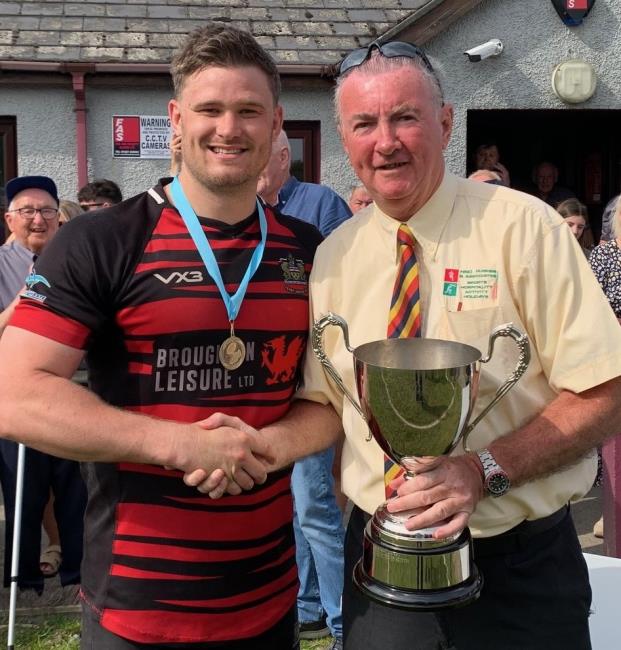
[7,443,26,649]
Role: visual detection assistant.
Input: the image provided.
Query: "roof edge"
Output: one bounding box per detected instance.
[0,60,328,77]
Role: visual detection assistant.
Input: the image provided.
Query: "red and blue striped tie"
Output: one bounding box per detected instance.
[384,224,421,498]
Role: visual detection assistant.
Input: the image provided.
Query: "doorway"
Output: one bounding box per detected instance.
[467,109,621,240]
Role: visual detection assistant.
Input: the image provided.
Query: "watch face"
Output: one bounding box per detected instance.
[487,471,510,497]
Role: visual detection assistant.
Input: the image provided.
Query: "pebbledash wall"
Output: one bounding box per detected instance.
[3,0,621,203]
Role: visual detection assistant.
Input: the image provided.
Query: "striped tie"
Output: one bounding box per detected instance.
[384,224,421,498]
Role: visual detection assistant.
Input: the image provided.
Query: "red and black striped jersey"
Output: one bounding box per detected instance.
[10,180,323,645]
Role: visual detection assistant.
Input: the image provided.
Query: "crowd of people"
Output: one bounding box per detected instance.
[1,24,621,650]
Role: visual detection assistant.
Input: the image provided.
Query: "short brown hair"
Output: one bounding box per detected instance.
[171,23,281,103]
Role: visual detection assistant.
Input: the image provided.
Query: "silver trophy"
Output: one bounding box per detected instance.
[312,313,530,610]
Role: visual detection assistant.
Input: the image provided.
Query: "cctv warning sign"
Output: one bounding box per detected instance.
[112,115,172,159]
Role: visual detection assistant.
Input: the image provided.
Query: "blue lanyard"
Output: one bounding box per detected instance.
[170,176,267,322]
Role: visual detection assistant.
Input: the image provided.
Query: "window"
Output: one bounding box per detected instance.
[283,121,320,184]
[1,117,17,241]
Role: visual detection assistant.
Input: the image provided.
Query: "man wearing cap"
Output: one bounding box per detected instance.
[1,175,60,321]
[193,41,621,650]
[0,175,86,596]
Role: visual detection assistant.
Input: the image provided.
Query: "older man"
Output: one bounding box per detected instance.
[194,41,621,650]
[531,161,575,207]
[347,185,373,213]
[0,175,86,596]
[257,129,351,236]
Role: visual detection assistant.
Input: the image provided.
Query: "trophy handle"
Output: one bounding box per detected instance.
[311,313,368,426]
[462,323,531,452]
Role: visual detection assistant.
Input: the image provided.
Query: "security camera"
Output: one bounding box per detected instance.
[464,39,504,62]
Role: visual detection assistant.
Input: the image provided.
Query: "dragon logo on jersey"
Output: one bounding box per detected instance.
[261,335,305,385]
[279,253,308,295]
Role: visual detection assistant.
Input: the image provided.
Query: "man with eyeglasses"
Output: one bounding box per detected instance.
[0,175,86,599]
[1,175,60,320]
[192,40,621,650]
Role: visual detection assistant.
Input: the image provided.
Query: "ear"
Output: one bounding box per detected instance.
[440,103,454,150]
[169,98,181,136]
[4,212,15,234]
[272,104,284,142]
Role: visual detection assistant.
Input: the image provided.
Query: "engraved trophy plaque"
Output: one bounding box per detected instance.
[312,313,530,610]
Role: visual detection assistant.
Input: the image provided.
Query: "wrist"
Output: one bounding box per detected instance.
[464,452,485,497]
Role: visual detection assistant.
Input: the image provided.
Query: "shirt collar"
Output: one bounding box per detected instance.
[372,172,458,262]
[276,175,299,209]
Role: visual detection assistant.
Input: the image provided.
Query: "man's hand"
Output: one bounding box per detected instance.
[385,454,484,539]
[180,413,273,497]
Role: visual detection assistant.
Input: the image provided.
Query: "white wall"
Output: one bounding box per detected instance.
[4,0,620,201]
[424,0,621,173]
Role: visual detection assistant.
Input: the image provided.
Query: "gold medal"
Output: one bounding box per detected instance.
[219,322,245,370]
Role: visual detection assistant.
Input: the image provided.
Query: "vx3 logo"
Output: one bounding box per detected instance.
[154,271,204,285]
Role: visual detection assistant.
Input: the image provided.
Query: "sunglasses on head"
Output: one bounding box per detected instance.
[338,41,436,78]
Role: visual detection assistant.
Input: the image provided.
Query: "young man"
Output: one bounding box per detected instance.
[0,25,322,649]
[77,178,123,211]
[194,42,621,650]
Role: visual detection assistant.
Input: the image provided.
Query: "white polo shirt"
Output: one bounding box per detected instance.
[297,171,621,537]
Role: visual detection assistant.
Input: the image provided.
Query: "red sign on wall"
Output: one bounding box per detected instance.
[113,116,140,158]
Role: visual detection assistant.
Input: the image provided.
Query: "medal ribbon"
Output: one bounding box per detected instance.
[170,176,267,323]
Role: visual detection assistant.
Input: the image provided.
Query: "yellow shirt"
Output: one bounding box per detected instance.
[297,171,621,537]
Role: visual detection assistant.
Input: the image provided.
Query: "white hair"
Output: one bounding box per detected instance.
[334,53,445,125]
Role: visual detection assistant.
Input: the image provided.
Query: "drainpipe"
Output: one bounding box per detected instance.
[63,64,95,190]
[71,71,88,189]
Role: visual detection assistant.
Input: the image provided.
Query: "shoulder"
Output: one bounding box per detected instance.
[268,205,323,256]
[455,176,564,234]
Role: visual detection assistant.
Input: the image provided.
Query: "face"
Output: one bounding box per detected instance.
[5,188,59,254]
[348,186,373,213]
[169,65,283,195]
[79,197,113,212]
[338,65,453,220]
[256,142,289,202]
[564,215,586,240]
[475,145,499,170]
[536,164,556,194]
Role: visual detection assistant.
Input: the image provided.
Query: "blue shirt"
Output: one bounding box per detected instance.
[276,176,352,237]
[0,240,33,310]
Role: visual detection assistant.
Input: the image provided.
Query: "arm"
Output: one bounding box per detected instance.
[185,398,343,497]
[0,294,20,337]
[0,326,272,485]
[388,376,621,538]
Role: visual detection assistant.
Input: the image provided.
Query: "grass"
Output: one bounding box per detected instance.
[0,615,333,649]
[0,614,80,649]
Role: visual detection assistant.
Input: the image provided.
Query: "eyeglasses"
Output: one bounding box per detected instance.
[7,207,59,220]
[338,41,436,78]
[80,202,106,211]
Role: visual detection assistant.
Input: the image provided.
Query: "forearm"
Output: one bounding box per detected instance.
[0,370,180,467]
[260,398,343,470]
[486,376,621,486]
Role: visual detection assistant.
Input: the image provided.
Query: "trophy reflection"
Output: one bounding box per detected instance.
[312,313,530,610]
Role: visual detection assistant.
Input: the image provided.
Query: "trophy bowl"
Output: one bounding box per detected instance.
[312,313,530,610]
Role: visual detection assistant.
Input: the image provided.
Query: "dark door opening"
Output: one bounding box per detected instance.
[467,110,621,241]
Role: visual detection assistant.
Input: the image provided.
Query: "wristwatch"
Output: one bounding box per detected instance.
[476,449,511,497]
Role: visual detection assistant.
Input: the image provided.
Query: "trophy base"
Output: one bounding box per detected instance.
[353,507,483,611]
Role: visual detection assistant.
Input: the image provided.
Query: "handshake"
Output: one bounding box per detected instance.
[175,412,277,499]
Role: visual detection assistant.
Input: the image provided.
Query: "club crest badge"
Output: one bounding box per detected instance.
[280,253,308,295]
[550,0,595,27]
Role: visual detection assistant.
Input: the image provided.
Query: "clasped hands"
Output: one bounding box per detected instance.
[177,412,274,499]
